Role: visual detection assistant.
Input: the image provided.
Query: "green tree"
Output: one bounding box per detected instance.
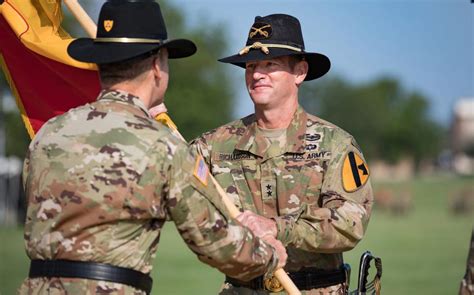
[0,76,30,159]
[158,1,234,140]
[300,76,444,169]
[4,110,30,159]
[0,78,30,159]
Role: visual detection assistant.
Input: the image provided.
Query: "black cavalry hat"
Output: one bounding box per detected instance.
[68,0,196,64]
[219,14,330,81]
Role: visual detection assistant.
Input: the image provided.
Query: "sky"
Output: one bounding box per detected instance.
[165,0,473,125]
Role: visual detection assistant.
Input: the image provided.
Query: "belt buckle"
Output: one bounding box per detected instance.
[263,275,284,292]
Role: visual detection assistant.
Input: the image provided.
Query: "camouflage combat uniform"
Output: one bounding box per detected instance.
[193,106,374,295]
[19,90,279,295]
[459,230,474,295]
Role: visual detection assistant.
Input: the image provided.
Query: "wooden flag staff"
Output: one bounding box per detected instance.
[63,3,300,294]
[63,0,96,38]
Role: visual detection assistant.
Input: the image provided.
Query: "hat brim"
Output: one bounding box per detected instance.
[68,38,196,64]
[218,49,330,81]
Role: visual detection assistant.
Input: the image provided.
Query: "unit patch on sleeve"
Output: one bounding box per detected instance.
[342,151,369,192]
[193,155,209,186]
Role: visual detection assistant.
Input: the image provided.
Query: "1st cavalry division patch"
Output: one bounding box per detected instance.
[342,151,369,192]
[193,155,209,186]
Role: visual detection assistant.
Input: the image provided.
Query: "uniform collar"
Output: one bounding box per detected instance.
[235,105,307,157]
[97,89,151,118]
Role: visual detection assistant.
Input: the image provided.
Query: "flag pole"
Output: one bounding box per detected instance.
[156,114,301,295]
[63,0,96,38]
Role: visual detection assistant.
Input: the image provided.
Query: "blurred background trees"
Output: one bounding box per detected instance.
[300,76,445,170]
[0,76,29,158]
[158,1,234,140]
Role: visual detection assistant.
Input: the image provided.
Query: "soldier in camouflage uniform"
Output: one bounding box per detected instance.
[192,14,373,294]
[459,230,474,295]
[19,1,286,294]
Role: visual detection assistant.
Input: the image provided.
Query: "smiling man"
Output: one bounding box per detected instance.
[192,14,374,294]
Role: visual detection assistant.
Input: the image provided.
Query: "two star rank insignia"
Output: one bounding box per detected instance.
[342,151,370,192]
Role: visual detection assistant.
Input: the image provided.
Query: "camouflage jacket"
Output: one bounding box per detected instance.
[20,90,277,294]
[459,230,474,295]
[192,105,373,272]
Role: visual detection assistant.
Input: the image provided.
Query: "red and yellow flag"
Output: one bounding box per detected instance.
[0,0,100,138]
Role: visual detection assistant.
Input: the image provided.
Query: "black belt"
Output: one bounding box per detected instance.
[29,259,152,294]
[226,267,346,291]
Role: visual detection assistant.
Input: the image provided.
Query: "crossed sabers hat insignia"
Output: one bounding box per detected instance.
[249,24,271,39]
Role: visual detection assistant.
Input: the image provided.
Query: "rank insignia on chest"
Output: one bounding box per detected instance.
[342,151,369,192]
[193,155,209,186]
[266,184,273,197]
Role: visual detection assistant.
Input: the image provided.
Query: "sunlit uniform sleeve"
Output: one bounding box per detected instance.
[158,138,279,280]
[273,133,373,253]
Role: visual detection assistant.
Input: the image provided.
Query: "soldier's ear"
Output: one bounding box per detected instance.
[152,49,169,81]
[152,56,162,81]
[295,60,308,86]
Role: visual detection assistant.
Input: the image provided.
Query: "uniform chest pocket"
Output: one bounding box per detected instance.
[210,159,245,211]
[276,155,325,215]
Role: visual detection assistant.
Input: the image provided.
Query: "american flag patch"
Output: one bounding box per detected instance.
[193,155,209,186]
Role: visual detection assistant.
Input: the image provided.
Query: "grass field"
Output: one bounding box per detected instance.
[1,175,472,294]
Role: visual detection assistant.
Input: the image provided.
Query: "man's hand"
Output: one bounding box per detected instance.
[236,210,278,240]
[236,211,285,268]
[265,236,287,270]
